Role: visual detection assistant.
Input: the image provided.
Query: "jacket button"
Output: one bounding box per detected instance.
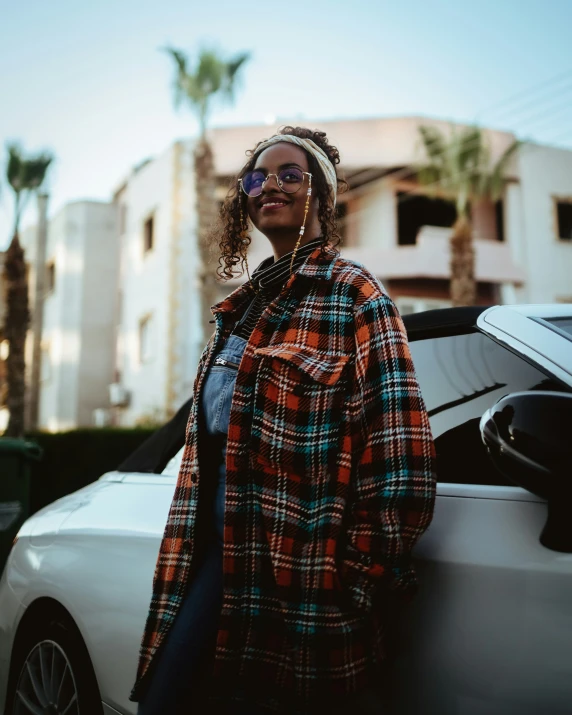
[191,472,198,484]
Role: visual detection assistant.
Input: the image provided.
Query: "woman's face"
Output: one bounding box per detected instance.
[245,142,318,239]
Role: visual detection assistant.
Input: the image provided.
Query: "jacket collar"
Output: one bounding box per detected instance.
[296,241,338,280]
[250,237,324,291]
[211,241,339,319]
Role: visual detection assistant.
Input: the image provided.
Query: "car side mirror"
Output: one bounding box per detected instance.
[480,390,572,553]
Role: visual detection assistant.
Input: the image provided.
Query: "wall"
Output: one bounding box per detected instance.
[513,143,572,303]
[40,203,85,430]
[77,202,119,425]
[38,201,117,430]
[168,141,202,414]
[210,117,518,177]
[115,141,200,426]
[347,177,397,253]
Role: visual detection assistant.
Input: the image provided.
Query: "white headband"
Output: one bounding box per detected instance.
[252,134,338,206]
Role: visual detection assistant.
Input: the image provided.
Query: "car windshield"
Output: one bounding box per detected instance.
[544,316,572,340]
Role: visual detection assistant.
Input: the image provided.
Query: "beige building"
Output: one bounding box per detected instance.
[20,201,119,431]
[213,118,537,311]
[16,116,572,429]
[112,144,199,426]
[110,116,572,425]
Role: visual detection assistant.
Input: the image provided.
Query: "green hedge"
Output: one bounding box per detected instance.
[25,428,155,515]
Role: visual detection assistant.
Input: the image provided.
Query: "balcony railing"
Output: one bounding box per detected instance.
[224,225,526,286]
[341,226,525,284]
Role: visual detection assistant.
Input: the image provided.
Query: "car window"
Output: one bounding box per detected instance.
[161,445,185,476]
[542,316,572,341]
[410,331,571,486]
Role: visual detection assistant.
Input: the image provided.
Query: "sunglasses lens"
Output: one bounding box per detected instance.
[278,167,304,193]
[242,170,265,197]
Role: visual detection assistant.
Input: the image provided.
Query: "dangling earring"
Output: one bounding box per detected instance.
[239,199,259,294]
[289,174,312,276]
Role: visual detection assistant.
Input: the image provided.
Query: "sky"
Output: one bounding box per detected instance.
[1,0,571,247]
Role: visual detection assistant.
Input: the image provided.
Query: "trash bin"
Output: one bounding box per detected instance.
[0,438,43,576]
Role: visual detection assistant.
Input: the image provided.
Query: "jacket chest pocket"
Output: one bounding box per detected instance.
[250,345,352,475]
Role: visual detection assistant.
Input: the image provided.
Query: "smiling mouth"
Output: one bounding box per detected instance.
[259,200,289,210]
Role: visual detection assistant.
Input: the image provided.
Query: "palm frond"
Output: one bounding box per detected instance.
[181,73,205,105]
[196,50,225,95]
[162,46,191,109]
[223,52,251,102]
[163,45,250,137]
[457,126,484,172]
[6,144,53,192]
[162,46,188,77]
[417,165,443,194]
[5,144,53,233]
[226,51,250,80]
[489,140,521,199]
[6,143,24,191]
[457,129,489,199]
[418,125,447,164]
[21,153,53,190]
[417,125,452,196]
[448,128,464,190]
[417,123,517,208]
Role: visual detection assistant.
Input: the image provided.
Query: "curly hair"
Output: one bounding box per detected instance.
[214,126,347,281]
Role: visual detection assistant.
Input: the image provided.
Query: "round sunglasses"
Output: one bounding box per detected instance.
[239,167,312,198]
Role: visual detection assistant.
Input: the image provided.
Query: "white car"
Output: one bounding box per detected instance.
[1,304,571,715]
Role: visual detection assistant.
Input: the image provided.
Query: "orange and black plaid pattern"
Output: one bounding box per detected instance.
[130,243,437,710]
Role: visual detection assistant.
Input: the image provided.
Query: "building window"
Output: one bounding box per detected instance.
[397,193,457,245]
[143,214,155,253]
[46,260,56,293]
[139,314,153,363]
[555,199,572,241]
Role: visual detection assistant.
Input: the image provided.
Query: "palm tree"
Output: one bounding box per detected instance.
[417,125,520,306]
[164,46,250,341]
[3,143,53,437]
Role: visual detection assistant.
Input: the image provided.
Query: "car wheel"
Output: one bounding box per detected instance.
[9,616,103,715]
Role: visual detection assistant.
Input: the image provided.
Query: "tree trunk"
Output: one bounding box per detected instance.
[194,137,220,344]
[26,192,49,431]
[449,215,476,307]
[3,233,30,438]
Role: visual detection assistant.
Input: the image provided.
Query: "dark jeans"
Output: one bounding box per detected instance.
[137,335,248,714]
[136,540,222,714]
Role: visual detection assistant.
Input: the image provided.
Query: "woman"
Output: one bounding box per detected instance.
[130,126,437,714]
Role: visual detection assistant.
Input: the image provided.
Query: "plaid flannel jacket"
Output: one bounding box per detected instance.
[130,243,437,709]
